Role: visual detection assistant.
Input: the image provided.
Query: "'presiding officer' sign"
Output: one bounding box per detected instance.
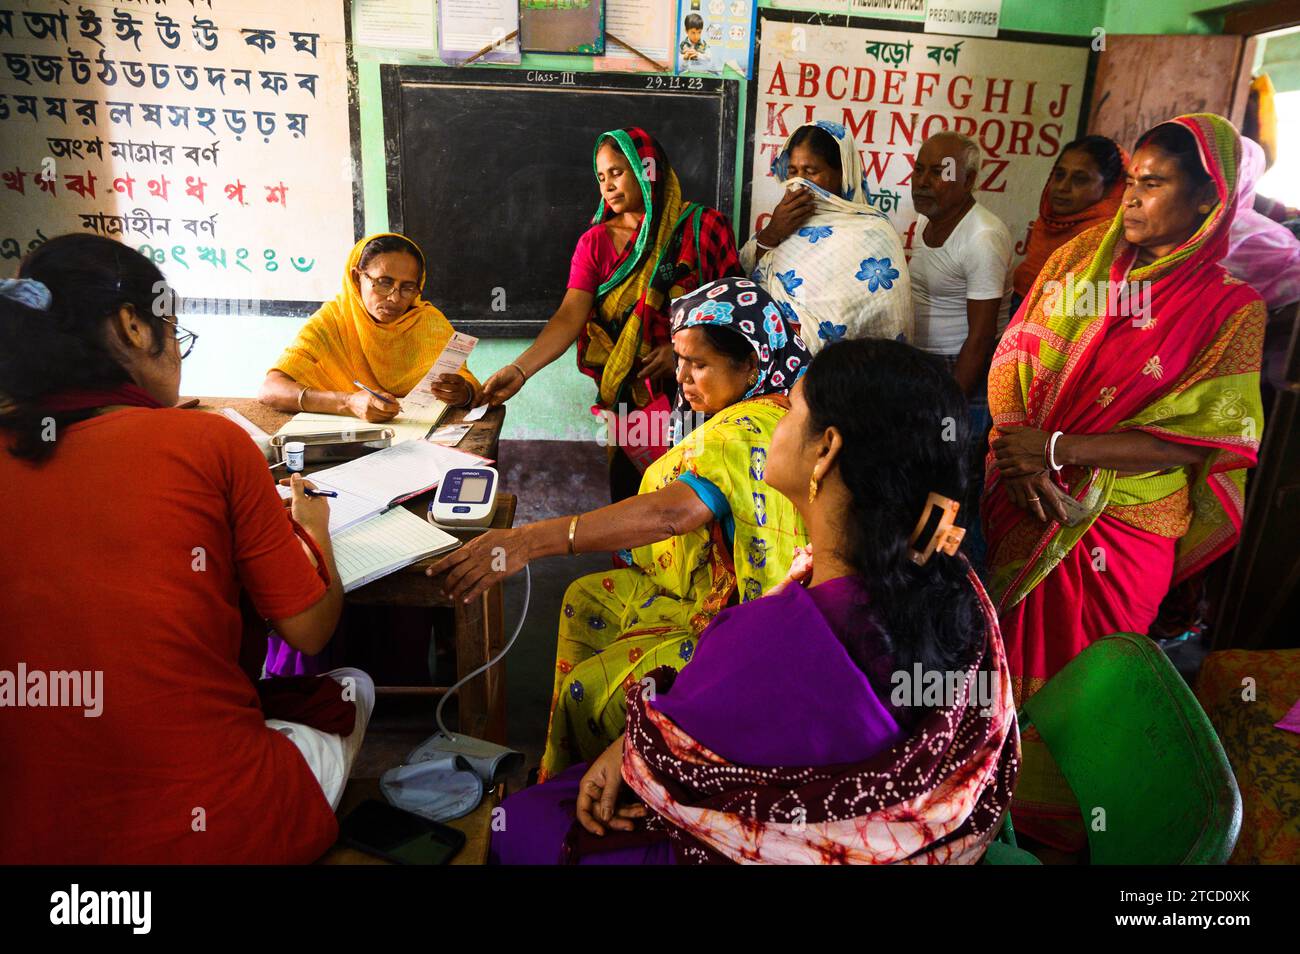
[925,0,1002,38]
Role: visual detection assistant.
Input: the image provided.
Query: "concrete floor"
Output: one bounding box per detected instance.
[349,438,615,791]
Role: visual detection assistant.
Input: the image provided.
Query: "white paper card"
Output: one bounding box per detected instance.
[404,332,478,413]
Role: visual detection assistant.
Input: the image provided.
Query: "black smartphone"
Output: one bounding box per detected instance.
[338,799,466,865]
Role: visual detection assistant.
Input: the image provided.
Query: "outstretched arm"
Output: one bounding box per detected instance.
[480,288,595,405]
[427,480,714,603]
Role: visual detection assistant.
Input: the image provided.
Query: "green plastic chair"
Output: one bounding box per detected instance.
[1019,632,1242,864]
[982,813,1041,865]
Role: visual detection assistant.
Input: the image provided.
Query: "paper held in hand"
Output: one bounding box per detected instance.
[273,332,478,444]
[403,331,478,414]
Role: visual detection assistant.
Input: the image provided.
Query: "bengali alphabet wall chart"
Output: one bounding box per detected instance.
[0,0,354,306]
[750,18,1090,263]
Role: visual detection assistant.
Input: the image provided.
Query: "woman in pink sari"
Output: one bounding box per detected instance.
[983,114,1266,849]
[1222,136,1300,312]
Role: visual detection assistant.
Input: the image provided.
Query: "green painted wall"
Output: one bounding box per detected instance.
[1102,0,1221,36]
[185,1,1225,439]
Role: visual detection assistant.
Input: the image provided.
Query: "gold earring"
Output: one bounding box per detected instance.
[1197,204,1211,214]
[808,474,820,504]
[748,370,759,387]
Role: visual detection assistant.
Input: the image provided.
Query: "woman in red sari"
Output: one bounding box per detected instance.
[983,114,1266,849]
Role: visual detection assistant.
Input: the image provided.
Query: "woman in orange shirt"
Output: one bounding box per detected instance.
[1010,135,1127,318]
[0,234,369,863]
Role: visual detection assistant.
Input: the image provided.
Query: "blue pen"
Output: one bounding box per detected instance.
[352,379,399,407]
[304,488,338,498]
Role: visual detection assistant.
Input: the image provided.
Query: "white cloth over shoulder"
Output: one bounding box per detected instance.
[744,177,914,356]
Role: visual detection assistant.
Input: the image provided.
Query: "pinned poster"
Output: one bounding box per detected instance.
[675,0,757,78]
[0,0,354,309]
[438,0,521,65]
[597,0,674,73]
[354,0,436,50]
[520,0,606,55]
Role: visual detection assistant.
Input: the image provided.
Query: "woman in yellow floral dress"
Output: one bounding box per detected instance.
[429,280,810,779]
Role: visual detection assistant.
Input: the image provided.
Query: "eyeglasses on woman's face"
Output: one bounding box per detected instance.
[361,272,421,300]
[159,315,198,359]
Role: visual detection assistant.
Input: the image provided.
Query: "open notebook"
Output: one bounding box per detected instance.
[277,439,491,534]
[330,506,459,593]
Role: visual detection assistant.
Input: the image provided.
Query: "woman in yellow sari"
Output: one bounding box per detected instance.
[259,233,479,421]
[430,280,810,780]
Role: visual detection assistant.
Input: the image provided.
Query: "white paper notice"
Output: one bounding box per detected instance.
[428,424,472,446]
[439,0,520,53]
[355,0,436,49]
[597,0,673,72]
[774,0,848,10]
[403,332,478,413]
[925,0,1002,38]
[850,0,925,18]
[464,404,490,423]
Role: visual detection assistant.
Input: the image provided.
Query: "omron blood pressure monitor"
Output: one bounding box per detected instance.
[429,466,499,528]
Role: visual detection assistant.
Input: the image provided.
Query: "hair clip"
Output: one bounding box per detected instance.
[907,492,965,566]
[0,278,53,312]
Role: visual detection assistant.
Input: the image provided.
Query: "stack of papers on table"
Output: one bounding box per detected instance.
[274,403,449,445]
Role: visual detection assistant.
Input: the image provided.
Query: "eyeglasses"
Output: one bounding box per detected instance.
[361,272,421,300]
[160,315,198,359]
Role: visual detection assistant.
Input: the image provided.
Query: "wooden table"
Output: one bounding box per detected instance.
[195,397,512,744]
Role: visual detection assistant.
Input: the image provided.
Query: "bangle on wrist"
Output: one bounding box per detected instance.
[755,233,776,252]
[509,362,528,383]
[297,386,308,411]
[567,514,580,555]
[1046,430,1065,472]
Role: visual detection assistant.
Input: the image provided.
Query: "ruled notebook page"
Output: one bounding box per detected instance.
[310,440,451,508]
[276,484,380,535]
[330,507,460,593]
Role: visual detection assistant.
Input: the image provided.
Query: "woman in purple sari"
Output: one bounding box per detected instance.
[492,339,1019,864]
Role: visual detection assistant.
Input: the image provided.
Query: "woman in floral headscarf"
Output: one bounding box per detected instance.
[479,127,742,501]
[428,280,809,780]
[741,120,912,354]
[983,114,1266,850]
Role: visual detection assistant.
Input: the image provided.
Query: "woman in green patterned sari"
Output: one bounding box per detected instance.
[429,279,810,780]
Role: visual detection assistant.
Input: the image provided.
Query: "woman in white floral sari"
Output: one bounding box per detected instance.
[741,121,913,354]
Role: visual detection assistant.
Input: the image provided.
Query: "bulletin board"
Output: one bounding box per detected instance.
[745,9,1097,266]
[0,0,364,316]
